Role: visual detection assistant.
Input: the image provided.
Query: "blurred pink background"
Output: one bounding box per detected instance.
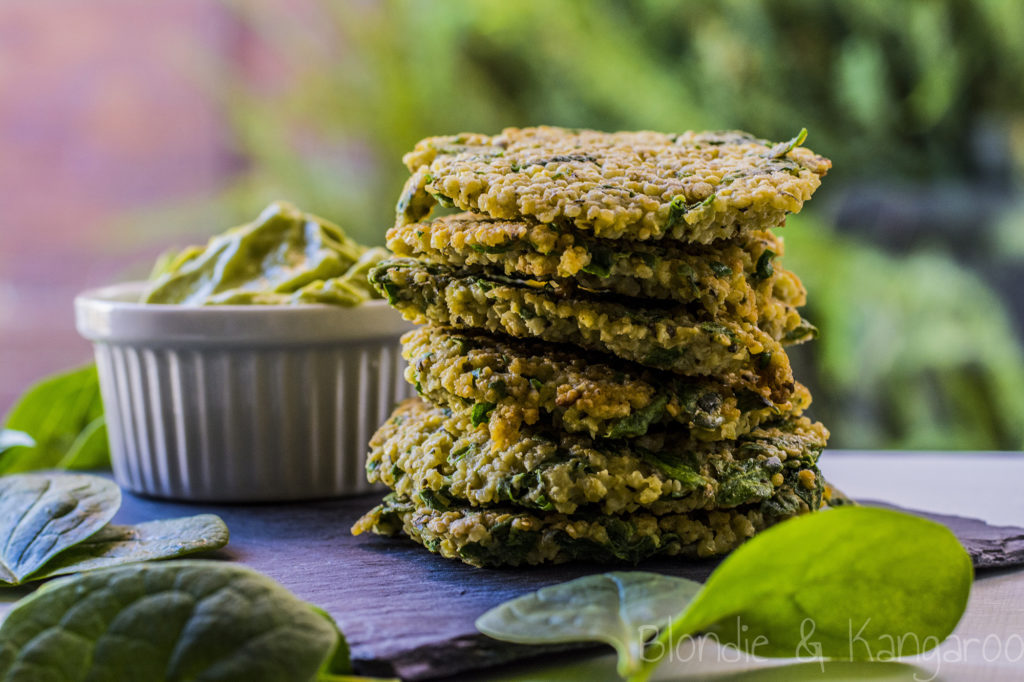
[0,1,242,409]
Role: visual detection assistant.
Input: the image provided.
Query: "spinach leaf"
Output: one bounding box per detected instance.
[713,457,780,507]
[0,473,120,585]
[380,280,401,304]
[417,489,452,511]
[30,514,229,581]
[470,402,497,426]
[753,249,775,280]
[783,318,819,343]
[0,560,352,682]
[469,242,513,255]
[633,507,971,681]
[765,127,808,159]
[488,379,508,399]
[639,451,710,490]
[667,194,715,228]
[448,445,472,463]
[1,364,109,474]
[708,261,733,278]
[581,247,614,278]
[476,571,702,678]
[604,395,669,439]
[430,191,456,208]
[0,430,33,456]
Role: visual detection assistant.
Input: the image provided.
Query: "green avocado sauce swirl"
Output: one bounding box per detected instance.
[142,201,388,306]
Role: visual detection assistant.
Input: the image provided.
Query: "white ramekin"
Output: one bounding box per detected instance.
[75,282,415,502]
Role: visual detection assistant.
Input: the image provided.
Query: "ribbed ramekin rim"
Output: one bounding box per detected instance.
[75,281,414,345]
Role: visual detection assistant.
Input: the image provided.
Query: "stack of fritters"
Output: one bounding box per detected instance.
[353,126,832,567]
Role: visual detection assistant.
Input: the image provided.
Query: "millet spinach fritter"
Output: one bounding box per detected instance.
[398,126,831,243]
[371,258,798,402]
[363,398,827,517]
[403,325,811,444]
[387,215,812,343]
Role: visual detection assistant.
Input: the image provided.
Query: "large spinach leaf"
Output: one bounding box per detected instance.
[635,506,971,680]
[0,560,351,682]
[2,364,109,474]
[30,514,229,580]
[0,473,120,585]
[476,572,702,678]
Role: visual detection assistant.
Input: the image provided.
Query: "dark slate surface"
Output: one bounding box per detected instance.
[111,493,1024,680]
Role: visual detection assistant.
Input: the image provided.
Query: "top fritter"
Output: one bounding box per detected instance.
[398,126,831,243]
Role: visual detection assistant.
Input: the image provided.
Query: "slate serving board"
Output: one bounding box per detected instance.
[111,493,1024,681]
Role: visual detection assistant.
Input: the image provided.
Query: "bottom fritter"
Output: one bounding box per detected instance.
[352,482,821,568]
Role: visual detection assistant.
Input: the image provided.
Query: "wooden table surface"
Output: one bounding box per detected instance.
[2,451,1023,681]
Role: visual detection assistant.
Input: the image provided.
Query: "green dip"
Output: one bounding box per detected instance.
[142,201,388,306]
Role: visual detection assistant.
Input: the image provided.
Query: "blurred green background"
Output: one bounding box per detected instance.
[3,0,1024,450]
